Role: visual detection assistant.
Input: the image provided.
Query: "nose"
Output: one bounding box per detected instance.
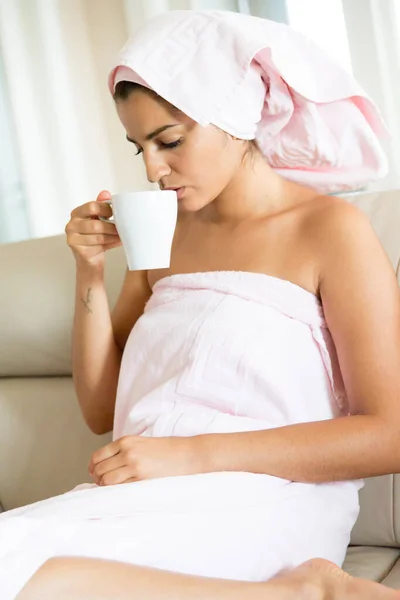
[143,150,171,184]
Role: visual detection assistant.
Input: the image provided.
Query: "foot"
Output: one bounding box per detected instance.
[275,558,400,599]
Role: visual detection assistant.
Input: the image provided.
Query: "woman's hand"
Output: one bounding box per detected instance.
[88,435,203,486]
[65,190,122,269]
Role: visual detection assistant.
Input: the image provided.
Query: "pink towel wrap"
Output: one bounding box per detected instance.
[0,272,362,600]
[113,271,350,439]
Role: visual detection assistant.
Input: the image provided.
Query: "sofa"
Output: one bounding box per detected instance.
[1,188,400,587]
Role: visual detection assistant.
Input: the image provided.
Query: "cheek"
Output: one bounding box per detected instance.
[183,153,222,187]
[171,145,211,178]
[201,148,238,186]
[192,143,230,175]
[171,131,237,189]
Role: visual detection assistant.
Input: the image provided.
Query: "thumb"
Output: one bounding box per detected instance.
[96,190,112,202]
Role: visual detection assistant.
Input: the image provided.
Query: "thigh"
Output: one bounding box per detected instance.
[55,483,358,581]
[1,480,359,599]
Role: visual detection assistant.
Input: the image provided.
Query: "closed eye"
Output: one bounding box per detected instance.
[160,138,183,150]
[134,138,183,156]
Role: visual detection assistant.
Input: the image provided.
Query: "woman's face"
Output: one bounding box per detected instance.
[116,89,246,212]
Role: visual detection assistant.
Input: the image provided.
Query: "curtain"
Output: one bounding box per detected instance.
[0,0,115,239]
[0,51,29,243]
[341,0,400,192]
[122,0,239,33]
[0,0,241,242]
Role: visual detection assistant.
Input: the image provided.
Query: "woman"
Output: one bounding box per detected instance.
[2,9,400,600]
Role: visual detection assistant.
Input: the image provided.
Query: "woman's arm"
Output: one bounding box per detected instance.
[197,200,400,482]
[73,267,151,435]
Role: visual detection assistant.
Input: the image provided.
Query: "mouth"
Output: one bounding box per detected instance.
[163,187,185,200]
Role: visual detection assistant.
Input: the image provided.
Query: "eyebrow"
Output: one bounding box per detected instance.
[126,124,179,145]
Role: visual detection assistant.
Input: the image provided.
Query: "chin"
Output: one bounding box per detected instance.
[178,191,213,213]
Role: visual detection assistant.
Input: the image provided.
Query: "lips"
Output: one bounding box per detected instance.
[164,187,185,199]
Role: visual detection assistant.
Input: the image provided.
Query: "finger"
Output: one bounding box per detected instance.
[90,440,122,470]
[92,454,126,481]
[71,201,112,220]
[67,233,120,247]
[106,239,123,250]
[71,218,118,236]
[100,467,137,487]
[96,190,112,202]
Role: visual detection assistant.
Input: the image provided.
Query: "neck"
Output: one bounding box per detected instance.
[198,154,301,224]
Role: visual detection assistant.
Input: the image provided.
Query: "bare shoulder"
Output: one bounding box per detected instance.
[298,194,385,287]
[299,195,400,422]
[301,194,371,241]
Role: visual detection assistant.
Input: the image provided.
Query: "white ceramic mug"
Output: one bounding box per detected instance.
[99,190,178,270]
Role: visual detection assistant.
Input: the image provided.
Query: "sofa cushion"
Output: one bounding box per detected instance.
[343,546,400,588]
[350,189,400,284]
[350,475,398,547]
[344,546,400,581]
[0,236,126,377]
[381,560,400,589]
[0,377,111,510]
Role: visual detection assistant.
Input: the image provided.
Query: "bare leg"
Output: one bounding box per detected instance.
[16,557,313,600]
[16,556,400,600]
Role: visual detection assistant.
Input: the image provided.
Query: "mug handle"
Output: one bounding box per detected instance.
[98,199,114,222]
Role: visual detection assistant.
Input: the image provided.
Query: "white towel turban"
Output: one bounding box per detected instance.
[109,10,389,194]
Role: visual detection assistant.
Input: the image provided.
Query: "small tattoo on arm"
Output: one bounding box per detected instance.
[81,287,93,314]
